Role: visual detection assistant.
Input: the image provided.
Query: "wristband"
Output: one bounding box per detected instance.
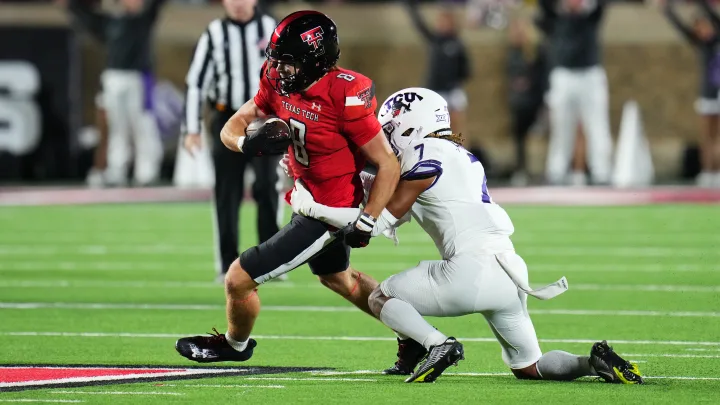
[356,212,376,233]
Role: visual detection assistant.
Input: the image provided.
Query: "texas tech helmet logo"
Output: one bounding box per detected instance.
[301,26,325,54]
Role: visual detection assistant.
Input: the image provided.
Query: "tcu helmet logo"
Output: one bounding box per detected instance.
[301,26,325,53]
[383,92,424,113]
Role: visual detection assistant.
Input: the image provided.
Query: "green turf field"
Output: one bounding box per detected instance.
[0,203,718,403]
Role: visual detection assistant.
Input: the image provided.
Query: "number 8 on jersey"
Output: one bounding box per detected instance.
[289,118,309,167]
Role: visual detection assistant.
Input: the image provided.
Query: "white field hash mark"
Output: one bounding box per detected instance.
[50,391,182,396]
[162,384,285,389]
[312,370,720,381]
[2,332,720,346]
[2,279,720,293]
[1,302,718,318]
[0,401,85,403]
[0,245,717,257]
[1,262,717,273]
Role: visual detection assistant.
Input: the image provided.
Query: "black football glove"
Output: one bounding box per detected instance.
[242,118,292,156]
[341,212,376,248]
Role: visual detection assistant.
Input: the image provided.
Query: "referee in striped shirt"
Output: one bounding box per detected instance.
[183,0,283,282]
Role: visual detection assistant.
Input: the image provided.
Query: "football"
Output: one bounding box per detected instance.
[245,115,291,141]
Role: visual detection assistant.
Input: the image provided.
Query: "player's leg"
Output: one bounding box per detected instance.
[211,113,248,280]
[578,67,612,185]
[308,243,378,317]
[371,258,480,382]
[484,253,643,383]
[101,71,132,186]
[129,72,163,186]
[249,155,283,243]
[175,215,338,362]
[546,68,579,185]
[569,126,588,187]
[695,100,720,186]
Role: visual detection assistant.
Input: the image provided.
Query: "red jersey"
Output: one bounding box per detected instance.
[254,64,381,208]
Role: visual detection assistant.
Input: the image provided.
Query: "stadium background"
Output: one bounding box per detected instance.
[0,0,716,183]
[0,1,718,404]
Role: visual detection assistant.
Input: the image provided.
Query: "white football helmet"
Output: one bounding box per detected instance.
[377,87,451,156]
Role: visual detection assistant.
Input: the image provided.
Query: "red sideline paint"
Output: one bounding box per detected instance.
[0,367,176,383]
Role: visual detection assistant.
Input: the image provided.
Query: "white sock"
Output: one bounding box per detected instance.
[395,331,410,340]
[536,351,596,380]
[225,332,249,352]
[380,298,447,350]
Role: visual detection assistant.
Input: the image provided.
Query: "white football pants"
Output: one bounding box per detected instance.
[101,69,163,185]
[380,252,543,369]
[546,66,613,185]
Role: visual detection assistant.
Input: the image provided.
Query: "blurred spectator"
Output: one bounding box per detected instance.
[59,0,167,187]
[539,0,612,186]
[661,0,720,187]
[404,0,471,142]
[86,91,109,188]
[506,17,549,186]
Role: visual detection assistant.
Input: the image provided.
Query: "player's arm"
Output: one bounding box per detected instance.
[404,0,436,41]
[219,98,267,152]
[359,133,400,219]
[698,0,720,32]
[291,175,428,236]
[182,28,215,155]
[143,0,169,21]
[661,0,702,45]
[65,0,107,42]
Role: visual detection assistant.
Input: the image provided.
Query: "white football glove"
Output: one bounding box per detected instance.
[382,226,400,246]
[290,179,318,218]
[279,153,293,178]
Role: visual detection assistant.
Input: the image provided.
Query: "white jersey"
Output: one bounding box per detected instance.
[399,137,514,258]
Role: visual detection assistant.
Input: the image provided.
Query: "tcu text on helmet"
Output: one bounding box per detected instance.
[383,92,424,113]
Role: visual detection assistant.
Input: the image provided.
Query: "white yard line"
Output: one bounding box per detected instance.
[162,384,284,389]
[621,353,720,359]
[0,245,717,258]
[1,331,719,346]
[1,262,717,274]
[0,401,84,404]
[1,261,717,274]
[312,370,720,381]
[50,391,182,396]
[1,302,717,318]
[1,280,719,293]
[243,377,377,382]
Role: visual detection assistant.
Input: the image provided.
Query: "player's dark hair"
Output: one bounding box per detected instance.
[427,131,465,146]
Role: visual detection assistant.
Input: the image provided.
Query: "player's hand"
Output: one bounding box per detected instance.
[382,227,400,246]
[290,179,317,218]
[342,212,376,248]
[183,133,202,157]
[279,153,294,178]
[242,117,292,156]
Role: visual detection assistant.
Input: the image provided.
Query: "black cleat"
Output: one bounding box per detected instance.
[175,328,256,363]
[590,340,644,384]
[405,338,464,383]
[383,338,428,375]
